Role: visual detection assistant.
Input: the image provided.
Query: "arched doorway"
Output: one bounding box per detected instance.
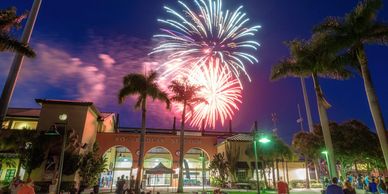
[100,146,132,190]
[183,148,210,187]
[144,146,173,187]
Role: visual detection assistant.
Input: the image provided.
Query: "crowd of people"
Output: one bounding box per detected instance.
[325,174,388,194]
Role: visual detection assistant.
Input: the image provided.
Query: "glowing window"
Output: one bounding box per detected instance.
[11,121,38,130]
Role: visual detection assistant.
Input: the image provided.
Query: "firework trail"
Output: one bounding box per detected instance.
[184,58,242,129]
[151,0,260,128]
[151,0,260,85]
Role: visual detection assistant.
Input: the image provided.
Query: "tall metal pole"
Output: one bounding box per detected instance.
[201,152,205,193]
[300,77,314,132]
[57,123,68,194]
[297,104,304,131]
[0,0,42,123]
[254,139,260,194]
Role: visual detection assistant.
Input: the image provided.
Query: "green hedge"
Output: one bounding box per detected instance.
[289,180,322,188]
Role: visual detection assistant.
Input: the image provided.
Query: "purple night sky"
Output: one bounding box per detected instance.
[1,0,388,143]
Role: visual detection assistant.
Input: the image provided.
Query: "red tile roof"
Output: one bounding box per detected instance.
[6,108,41,118]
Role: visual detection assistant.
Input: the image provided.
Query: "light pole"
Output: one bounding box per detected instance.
[253,133,271,194]
[199,151,205,193]
[321,151,331,179]
[45,114,68,194]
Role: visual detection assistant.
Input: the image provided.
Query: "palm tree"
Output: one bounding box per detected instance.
[314,0,388,170]
[271,34,354,179]
[118,71,170,194]
[0,7,35,57]
[168,78,205,193]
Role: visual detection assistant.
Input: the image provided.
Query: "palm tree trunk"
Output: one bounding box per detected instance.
[135,99,147,194]
[356,47,388,170]
[276,159,280,181]
[305,159,310,189]
[285,161,289,184]
[314,160,320,182]
[311,74,338,178]
[300,77,314,132]
[262,161,268,189]
[0,0,41,124]
[282,159,286,179]
[272,161,276,189]
[177,101,186,193]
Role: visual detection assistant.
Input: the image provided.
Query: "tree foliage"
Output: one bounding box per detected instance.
[292,131,323,160]
[119,70,170,109]
[0,7,35,57]
[62,152,81,176]
[225,142,240,182]
[78,143,107,188]
[209,153,229,188]
[313,120,385,170]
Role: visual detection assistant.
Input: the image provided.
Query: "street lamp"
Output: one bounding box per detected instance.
[253,133,271,194]
[321,150,331,179]
[45,114,68,194]
[199,151,205,193]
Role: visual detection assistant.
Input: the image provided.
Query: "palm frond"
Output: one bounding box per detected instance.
[134,95,143,110]
[118,85,140,104]
[365,22,388,45]
[0,34,35,57]
[146,70,158,83]
[123,73,146,87]
[346,0,382,27]
[313,16,342,33]
[270,59,308,80]
[0,7,27,32]
[119,70,169,110]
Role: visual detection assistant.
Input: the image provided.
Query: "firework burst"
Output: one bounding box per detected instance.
[151,0,261,85]
[183,58,242,128]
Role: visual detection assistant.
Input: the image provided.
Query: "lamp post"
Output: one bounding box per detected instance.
[45,114,68,194]
[253,133,271,194]
[321,151,331,179]
[199,151,205,193]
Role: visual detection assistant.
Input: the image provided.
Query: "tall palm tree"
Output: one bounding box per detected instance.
[168,79,205,193]
[314,0,388,170]
[0,7,35,57]
[271,34,354,179]
[118,71,170,194]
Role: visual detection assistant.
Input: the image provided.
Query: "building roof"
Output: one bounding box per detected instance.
[35,99,93,106]
[100,112,115,119]
[226,133,253,142]
[35,98,103,118]
[6,108,41,118]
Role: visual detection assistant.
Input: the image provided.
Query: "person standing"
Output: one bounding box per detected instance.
[277,177,289,194]
[377,176,385,194]
[129,176,135,192]
[325,177,344,194]
[115,177,124,194]
[17,178,35,194]
[368,178,378,194]
[342,181,356,194]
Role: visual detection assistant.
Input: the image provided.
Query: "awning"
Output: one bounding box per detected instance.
[145,162,174,174]
[236,161,249,169]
